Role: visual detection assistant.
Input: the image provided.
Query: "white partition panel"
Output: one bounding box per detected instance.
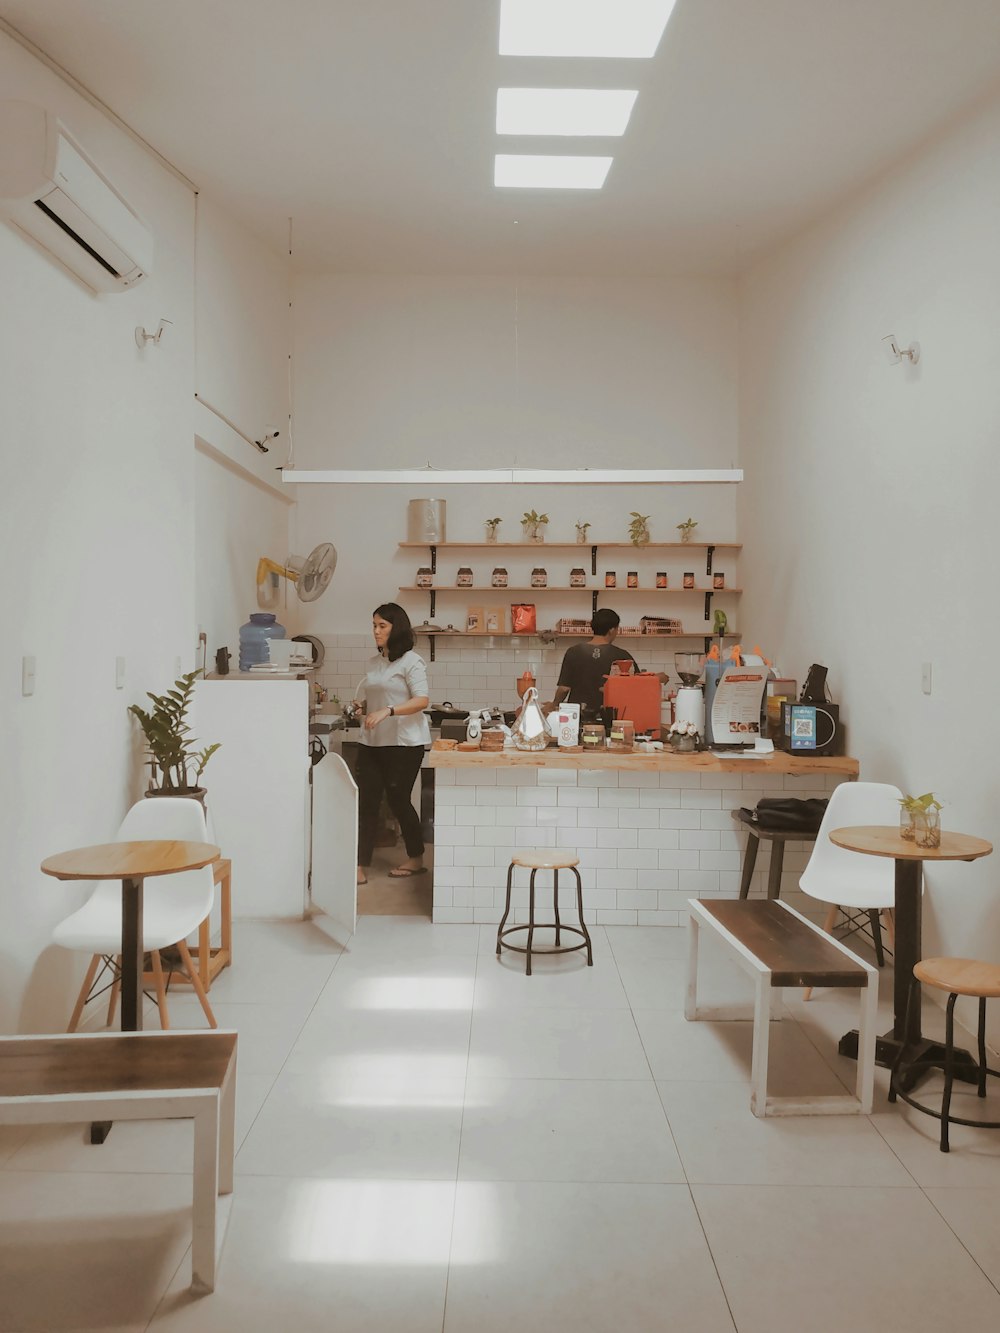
[194,680,310,917]
[310,752,358,938]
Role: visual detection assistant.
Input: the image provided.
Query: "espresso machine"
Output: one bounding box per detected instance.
[673,653,706,735]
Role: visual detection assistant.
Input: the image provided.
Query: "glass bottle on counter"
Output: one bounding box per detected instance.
[581,722,606,750]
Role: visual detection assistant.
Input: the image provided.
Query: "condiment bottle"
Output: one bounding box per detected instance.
[456,566,473,587]
[656,571,668,589]
[416,567,433,588]
[492,567,508,587]
[605,571,616,588]
[570,567,586,588]
[683,571,695,589]
[531,567,547,588]
[627,571,638,588]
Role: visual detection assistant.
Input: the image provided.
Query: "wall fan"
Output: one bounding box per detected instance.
[257,542,337,609]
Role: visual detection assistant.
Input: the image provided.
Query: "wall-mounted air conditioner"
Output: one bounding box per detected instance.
[0,100,153,293]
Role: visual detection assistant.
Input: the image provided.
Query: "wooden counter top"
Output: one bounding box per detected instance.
[427,748,859,776]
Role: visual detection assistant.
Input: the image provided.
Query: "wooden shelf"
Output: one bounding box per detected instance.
[399,586,742,594]
[413,629,742,640]
[399,541,741,550]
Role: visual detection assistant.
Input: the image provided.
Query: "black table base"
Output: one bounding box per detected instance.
[837,1027,980,1090]
[92,874,145,1145]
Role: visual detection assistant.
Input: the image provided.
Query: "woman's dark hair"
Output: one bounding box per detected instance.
[373,602,415,662]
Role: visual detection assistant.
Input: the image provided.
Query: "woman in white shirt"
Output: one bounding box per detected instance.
[355,603,431,885]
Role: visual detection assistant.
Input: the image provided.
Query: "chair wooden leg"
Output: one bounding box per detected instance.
[149,949,170,1030]
[804,905,840,1001]
[67,954,101,1033]
[176,939,218,1028]
[882,908,894,949]
[107,957,122,1027]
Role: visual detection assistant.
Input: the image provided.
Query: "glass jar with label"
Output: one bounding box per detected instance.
[609,719,635,750]
[491,567,508,588]
[416,567,433,588]
[713,572,725,589]
[581,722,606,750]
[627,571,638,588]
[656,571,668,588]
[531,567,548,588]
[570,567,586,588]
[605,571,616,588]
[456,567,473,588]
[683,571,695,589]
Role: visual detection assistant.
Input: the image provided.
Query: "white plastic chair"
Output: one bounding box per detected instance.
[799,781,903,997]
[54,797,218,1032]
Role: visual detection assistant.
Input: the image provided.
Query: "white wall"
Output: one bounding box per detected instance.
[0,34,292,1032]
[738,94,1000,1034]
[288,273,740,639]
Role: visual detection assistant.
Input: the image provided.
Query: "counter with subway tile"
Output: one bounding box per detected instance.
[427,749,857,927]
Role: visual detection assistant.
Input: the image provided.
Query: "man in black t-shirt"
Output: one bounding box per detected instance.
[550,608,637,721]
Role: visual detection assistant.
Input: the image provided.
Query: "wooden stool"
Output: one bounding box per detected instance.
[150,857,232,993]
[889,958,1000,1152]
[496,849,593,976]
[732,809,818,901]
[0,1031,237,1292]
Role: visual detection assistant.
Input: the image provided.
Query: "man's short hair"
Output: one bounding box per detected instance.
[591,608,621,637]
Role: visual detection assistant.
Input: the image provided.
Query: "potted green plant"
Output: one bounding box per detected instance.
[128,670,220,806]
[522,510,549,543]
[898,792,942,847]
[485,516,502,543]
[575,520,591,544]
[628,512,651,547]
[677,517,698,544]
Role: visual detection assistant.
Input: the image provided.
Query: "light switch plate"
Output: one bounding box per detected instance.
[22,655,36,697]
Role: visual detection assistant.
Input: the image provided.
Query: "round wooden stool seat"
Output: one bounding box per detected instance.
[914,958,1000,998]
[510,849,580,871]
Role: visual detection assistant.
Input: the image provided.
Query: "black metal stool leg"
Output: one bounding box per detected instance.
[526,869,537,976]
[573,868,593,965]
[553,869,561,946]
[497,861,515,955]
[940,992,958,1153]
[739,833,759,899]
[868,909,885,968]
[978,997,988,1099]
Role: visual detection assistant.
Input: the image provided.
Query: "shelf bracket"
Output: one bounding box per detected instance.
[430,590,436,619]
[429,637,436,663]
[705,545,715,576]
[429,544,437,575]
[590,544,598,576]
[592,589,599,617]
[704,591,713,622]
[703,636,712,654]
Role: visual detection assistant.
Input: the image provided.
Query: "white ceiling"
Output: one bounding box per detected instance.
[2,0,1000,276]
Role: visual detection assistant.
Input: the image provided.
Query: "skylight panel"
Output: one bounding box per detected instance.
[499,0,678,59]
[494,154,613,190]
[496,88,638,137]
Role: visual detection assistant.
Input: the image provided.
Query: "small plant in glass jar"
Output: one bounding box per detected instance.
[628,512,651,546]
[485,516,502,543]
[522,510,549,542]
[668,719,699,752]
[898,793,943,848]
[575,520,591,544]
[677,517,698,544]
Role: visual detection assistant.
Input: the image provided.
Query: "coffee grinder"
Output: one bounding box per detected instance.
[673,653,706,736]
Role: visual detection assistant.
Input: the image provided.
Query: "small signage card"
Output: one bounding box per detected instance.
[711,667,768,746]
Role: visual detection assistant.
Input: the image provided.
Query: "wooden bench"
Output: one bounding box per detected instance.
[686,898,877,1117]
[0,1030,237,1293]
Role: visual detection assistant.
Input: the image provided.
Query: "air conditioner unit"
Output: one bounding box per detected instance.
[0,101,153,293]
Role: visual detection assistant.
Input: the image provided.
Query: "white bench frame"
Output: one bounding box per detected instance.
[686,899,878,1118]
[0,1029,237,1294]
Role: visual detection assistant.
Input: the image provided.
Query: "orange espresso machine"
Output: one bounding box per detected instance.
[603,667,662,738]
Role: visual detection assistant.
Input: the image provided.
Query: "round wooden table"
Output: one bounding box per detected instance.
[829,826,992,1083]
[42,840,221,1034]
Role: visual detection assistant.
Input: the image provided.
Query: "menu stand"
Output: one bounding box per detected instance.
[829,826,992,1091]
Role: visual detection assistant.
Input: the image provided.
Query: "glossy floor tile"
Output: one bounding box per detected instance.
[4,919,1000,1332]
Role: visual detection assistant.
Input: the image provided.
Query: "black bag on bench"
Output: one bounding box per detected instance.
[741,797,828,834]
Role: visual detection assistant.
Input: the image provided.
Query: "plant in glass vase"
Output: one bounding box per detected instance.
[522,510,549,543]
[628,512,650,547]
[485,516,502,543]
[898,792,943,847]
[677,517,698,544]
[575,520,591,544]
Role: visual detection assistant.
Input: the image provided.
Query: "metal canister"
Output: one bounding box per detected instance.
[407,498,446,543]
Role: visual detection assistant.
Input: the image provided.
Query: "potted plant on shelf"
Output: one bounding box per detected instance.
[668,719,699,752]
[628,512,651,547]
[898,792,943,848]
[485,516,502,543]
[128,669,220,808]
[677,517,698,544]
[522,510,549,543]
[575,520,592,544]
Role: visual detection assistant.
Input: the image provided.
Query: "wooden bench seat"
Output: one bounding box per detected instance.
[686,898,877,1117]
[0,1030,237,1293]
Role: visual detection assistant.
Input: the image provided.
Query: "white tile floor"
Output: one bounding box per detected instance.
[3,918,1000,1332]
